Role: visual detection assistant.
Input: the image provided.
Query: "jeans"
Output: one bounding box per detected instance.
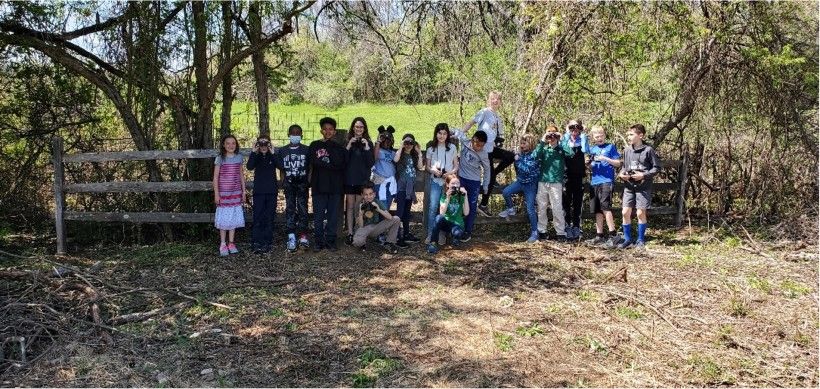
[481,146,515,206]
[374,182,395,211]
[426,179,444,237]
[502,180,538,234]
[283,181,308,235]
[395,191,413,238]
[252,193,276,249]
[312,193,341,244]
[430,214,465,242]
[460,176,481,233]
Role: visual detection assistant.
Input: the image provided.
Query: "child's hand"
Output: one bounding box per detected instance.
[371,201,381,210]
[414,144,421,154]
[631,172,645,181]
[618,172,630,180]
[459,187,467,195]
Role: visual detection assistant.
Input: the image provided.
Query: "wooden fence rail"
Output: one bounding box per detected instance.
[52,136,688,254]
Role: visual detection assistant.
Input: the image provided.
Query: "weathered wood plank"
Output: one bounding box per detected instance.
[473,206,678,225]
[64,181,258,193]
[63,149,252,163]
[53,137,66,255]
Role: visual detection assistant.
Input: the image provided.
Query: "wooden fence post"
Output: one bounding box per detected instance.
[675,146,689,228]
[52,136,66,255]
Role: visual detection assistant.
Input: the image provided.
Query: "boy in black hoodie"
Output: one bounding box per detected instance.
[276,124,311,253]
[617,124,661,250]
[247,135,277,253]
[309,117,348,252]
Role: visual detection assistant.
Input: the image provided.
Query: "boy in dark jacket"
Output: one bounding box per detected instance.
[276,124,311,253]
[309,117,348,252]
[247,135,277,253]
[617,124,661,250]
[561,119,590,241]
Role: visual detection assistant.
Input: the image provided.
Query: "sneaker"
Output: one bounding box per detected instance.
[427,243,439,254]
[227,243,239,254]
[585,236,606,246]
[377,234,387,246]
[526,232,539,243]
[312,240,324,252]
[461,232,472,242]
[396,240,409,249]
[573,226,582,240]
[404,233,421,243]
[617,240,633,250]
[564,225,573,239]
[298,234,310,248]
[345,234,354,246]
[604,236,618,249]
[477,205,491,217]
[287,234,297,253]
[219,244,229,257]
[384,243,399,254]
[634,240,646,250]
[452,238,462,247]
[538,232,549,241]
[498,207,516,218]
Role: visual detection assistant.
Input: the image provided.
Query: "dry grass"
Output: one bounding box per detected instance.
[1,224,817,387]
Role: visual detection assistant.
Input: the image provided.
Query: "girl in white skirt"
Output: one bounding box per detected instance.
[213,134,246,256]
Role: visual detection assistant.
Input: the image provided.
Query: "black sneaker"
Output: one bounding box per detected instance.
[327,240,339,251]
[460,232,472,242]
[585,236,606,246]
[396,240,409,249]
[477,205,491,217]
[404,233,421,243]
[538,232,548,241]
[312,240,324,252]
[345,234,354,246]
[384,243,399,254]
[604,236,618,249]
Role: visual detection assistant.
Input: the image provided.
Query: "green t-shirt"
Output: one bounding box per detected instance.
[360,202,381,226]
[439,193,465,228]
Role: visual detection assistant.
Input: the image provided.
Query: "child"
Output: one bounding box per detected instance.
[424,123,459,244]
[452,128,491,242]
[309,117,348,252]
[498,133,541,243]
[533,125,571,241]
[212,134,246,256]
[585,125,622,248]
[372,125,397,209]
[352,182,401,254]
[462,91,515,217]
[618,124,661,250]
[562,119,590,240]
[426,174,469,254]
[246,135,277,254]
[344,117,375,245]
[275,124,310,253]
[393,133,425,246]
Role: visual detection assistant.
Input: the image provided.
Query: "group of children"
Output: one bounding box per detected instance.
[212,92,661,256]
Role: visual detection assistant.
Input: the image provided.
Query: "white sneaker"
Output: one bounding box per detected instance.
[498,207,516,218]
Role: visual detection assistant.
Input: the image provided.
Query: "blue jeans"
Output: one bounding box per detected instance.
[426,179,444,237]
[312,193,341,244]
[430,214,465,242]
[502,180,538,234]
[460,176,481,234]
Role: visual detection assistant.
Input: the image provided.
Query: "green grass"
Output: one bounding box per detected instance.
[515,323,545,337]
[615,305,644,320]
[493,331,514,352]
[780,279,810,298]
[225,101,482,145]
[352,348,400,387]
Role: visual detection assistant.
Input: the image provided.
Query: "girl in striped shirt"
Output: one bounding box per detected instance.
[213,134,246,256]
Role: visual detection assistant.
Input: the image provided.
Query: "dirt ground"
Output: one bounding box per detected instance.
[1,222,818,387]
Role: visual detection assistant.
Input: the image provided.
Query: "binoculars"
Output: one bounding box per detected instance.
[256,139,270,147]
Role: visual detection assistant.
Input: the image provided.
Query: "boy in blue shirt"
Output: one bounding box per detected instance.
[584,126,621,248]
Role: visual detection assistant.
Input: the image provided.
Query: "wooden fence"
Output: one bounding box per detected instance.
[52,136,688,254]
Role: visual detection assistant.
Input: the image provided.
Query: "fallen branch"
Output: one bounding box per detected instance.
[109,301,193,325]
[596,288,681,334]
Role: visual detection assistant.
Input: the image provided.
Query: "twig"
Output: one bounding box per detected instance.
[109,301,193,325]
[161,288,233,310]
[597,288,681,334]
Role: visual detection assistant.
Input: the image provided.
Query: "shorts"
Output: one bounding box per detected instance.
[589,183,613,214]
[344,185,364,195]
[622,185,652,209]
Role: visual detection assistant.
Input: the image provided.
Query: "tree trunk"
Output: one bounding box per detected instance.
[220,1,233,137]
[192,0,213,149]
[249,2,270,138]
